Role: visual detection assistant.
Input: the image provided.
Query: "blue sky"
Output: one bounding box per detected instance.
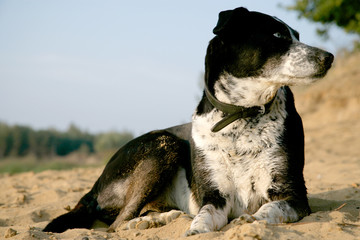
[0,0,356,135]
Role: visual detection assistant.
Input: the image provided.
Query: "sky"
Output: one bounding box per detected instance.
[0,0,356,136]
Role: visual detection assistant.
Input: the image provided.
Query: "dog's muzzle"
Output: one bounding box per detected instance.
[311,48,334,77]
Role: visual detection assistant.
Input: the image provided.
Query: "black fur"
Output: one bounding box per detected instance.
[43,192,98,232]
[44,131,190,232]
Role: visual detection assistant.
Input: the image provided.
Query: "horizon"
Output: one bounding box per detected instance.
[0,0,357,136]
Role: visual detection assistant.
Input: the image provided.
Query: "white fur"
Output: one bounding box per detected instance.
[188,87,294,233]
[276,42,320,82]
[186,204,228,236]
[164,168,199,215]
[214,74,280,107]
[263,43,322,85]
[252,201,298,223]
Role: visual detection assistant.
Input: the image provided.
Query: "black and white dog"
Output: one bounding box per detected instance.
[44,7,333,235]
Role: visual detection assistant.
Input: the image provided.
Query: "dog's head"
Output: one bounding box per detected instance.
[205,7,334,97]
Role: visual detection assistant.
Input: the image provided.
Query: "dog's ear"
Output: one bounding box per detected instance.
[213,7,249,36]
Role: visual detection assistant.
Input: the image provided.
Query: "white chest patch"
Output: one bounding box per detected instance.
[192,88,288,217]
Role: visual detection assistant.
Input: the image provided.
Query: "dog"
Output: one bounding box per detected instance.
[43,7,334,235]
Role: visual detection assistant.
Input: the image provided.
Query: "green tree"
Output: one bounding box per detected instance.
[0,122,11,158]
[10,125,34,157]
[288,0,360,41]
[0,121,134,158]
[33,130,56,158]
[95,131,133,152]
[55,124,95,156]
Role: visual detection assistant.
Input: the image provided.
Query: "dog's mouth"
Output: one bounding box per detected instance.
[312,65,333,79]
[312,70,330,79]
[277,66,332,85]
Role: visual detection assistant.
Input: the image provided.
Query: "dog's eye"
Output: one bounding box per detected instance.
[273,32,285,39]
[273,32,292,41]
[273,32,292,42]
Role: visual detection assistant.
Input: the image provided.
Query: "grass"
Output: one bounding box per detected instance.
[0,154,106,174]
[0,159,79,174]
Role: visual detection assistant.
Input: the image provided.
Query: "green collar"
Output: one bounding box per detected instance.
[204,82,275,132]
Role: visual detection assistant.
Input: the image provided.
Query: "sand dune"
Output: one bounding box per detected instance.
[1,53,360,239]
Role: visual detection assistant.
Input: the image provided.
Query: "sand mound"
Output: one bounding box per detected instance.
[1,53,360,240]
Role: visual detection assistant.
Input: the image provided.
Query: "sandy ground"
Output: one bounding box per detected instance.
[1,53,360,239]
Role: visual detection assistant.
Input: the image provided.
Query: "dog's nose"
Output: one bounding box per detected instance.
[318,51,334,67]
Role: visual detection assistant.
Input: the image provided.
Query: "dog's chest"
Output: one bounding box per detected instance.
[192,97,287,212]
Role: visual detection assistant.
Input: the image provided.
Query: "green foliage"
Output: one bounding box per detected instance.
[0,122,12,157]
[0,122,133,160]
[55,124,95,156]
[288,0,360,36]
[95,131,134,152]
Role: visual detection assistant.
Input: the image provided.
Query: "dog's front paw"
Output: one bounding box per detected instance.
[231,214,257,225]
[185,220,211,236]
[185,227,210,236]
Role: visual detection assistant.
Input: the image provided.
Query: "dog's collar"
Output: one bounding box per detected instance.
[204,83,275,132]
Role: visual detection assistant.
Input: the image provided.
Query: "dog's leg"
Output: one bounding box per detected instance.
[122,210,183,230]
[252,200,298,223]
[107,165,183,232]
[106,178,183,232]
[233,199,309,224]
[185,204,228,236]
[98,131,190,232]
[107,194,146,232]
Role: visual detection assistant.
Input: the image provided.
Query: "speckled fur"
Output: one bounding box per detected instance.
[188,87,298,235]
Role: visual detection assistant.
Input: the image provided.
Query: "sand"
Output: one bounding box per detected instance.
[1,53,360,240]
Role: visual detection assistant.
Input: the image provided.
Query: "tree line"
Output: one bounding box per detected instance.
[0,122,133,159]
